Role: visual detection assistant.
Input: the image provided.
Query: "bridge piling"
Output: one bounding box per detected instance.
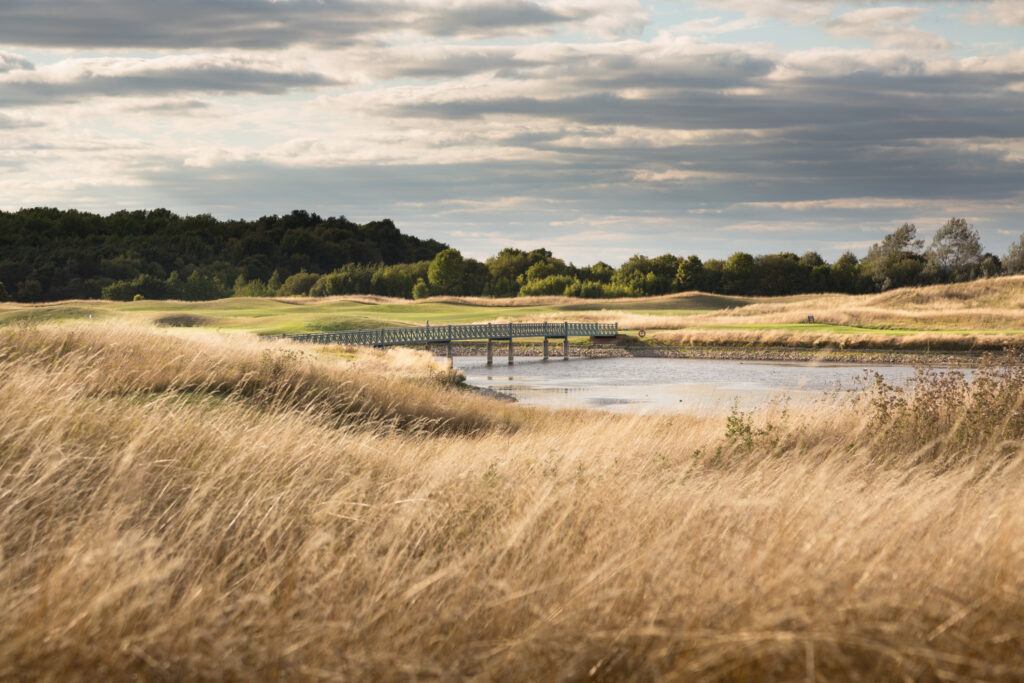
[543,337,549,360]
[486,339,493,365]
[563,337,569,360]
[508,337,514,365]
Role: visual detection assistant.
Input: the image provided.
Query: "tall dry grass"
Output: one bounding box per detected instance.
[3,322,1024,680]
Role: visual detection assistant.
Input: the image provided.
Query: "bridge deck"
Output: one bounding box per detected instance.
[282,321,618,347]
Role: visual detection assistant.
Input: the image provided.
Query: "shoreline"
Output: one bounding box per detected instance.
[430,341,988,365]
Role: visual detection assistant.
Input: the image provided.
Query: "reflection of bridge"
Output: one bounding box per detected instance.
[282,321,618,365]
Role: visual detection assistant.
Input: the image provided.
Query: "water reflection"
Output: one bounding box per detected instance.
[453,355,932,414]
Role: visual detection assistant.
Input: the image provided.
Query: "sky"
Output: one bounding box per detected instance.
[0,0,1022,265]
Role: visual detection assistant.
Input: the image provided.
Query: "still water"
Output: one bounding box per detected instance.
[453,356,929,413]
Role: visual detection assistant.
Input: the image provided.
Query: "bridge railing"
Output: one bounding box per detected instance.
[281,321,618,347]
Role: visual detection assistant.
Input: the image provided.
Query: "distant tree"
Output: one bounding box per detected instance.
[267,269,283,295]
[701,259,725,293]
[427,248,466,295]
[182,271,228,301]
[485,248,532,296]
[675,255,703,291]
[755,252,802,296]
[799,251,826,268]
[278,270,319,296]
[522,257,568,283]
[0,280,8,302]
[830,252,863,293]
[462,259,491,296]
[519,274,575,296]
[1004,234,1024,274]
[979,253,1002,278]
[412,278,430,299]
[926,217,983,282]
[861,223,924,291]
[578,261,614,284]
[15,279,43,302]
[722,252,756,294]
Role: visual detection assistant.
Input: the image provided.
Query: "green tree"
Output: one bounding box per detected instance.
[926,217,983,282]
[1005,234,1024,274]
[722,252,755,294]
[412,278,430,299]
[278,270,319,296]
[861,223,925,291]
[519,274,575,296]
[0,280,8,302]
[675,255,703,291]
[267,269,283,295]
[830,252,862,293]
[428,248,466,295]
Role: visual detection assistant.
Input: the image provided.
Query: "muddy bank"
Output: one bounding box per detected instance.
[431,341,985,366]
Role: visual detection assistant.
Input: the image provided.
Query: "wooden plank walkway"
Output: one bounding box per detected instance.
[281,321,618,364]
[282,321,617,346]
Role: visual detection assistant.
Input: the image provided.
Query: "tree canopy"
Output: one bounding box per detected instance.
[0,209,1020,302]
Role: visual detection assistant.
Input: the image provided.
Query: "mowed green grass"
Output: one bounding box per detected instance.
[2,289,1022,340]
[0,293,742,336]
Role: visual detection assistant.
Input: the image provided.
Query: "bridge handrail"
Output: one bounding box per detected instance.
[281,321,618,346]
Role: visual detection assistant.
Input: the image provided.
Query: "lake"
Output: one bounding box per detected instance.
[453,356,936,413]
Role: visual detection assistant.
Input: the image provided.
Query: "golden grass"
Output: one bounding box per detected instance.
[498,276,1024,348]
[3,322,1024,679]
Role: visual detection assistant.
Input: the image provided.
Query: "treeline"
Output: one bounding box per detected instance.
[1,210,1022,303]
[0,208,446,302]
[176,218,1024,300]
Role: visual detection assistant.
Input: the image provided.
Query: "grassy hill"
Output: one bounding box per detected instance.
[1,276,1022,349]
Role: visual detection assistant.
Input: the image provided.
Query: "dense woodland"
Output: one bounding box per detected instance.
[1,208,1022,302]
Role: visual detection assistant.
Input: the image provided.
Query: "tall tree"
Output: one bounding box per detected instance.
[1003,234,1024,274]
[926,217,983,282]
[427,248,466,295]
[860,223,925,291]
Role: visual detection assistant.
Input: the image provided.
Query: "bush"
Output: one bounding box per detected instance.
[278,270,320,296]
[412,278,430,299]
[518,274,575,296]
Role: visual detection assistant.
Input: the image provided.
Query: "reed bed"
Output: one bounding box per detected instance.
[2,322,1024,680]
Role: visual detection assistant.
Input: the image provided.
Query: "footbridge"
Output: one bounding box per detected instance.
[282,321,618,365]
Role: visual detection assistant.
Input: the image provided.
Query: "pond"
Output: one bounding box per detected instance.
[453,355,937,413]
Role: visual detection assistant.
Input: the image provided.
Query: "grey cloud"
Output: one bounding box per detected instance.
[0,0,605,49]
[0,112,43,128]
[511,49,776,89]
[386,62,1024,138]
[125,152,1024,260]
[124,98,211,114]
[0,51,34,73]
[0,62,335,107]
[415,1,568,35]
[373,49,540,80]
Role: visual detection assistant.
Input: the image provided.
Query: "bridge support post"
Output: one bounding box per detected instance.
[543,337,549,361]
[446,341,453,364]
[486,338,493,366]
[508,338,514,365]
[563,337,569,360]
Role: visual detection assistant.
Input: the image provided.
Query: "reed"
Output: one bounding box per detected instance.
[2,321,1024,680]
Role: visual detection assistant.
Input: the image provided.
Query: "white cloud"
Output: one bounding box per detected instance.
[825,6,951,51]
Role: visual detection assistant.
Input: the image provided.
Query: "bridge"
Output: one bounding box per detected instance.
[281,321,618,364]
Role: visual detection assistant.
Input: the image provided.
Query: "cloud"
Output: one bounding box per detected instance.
[123,98,211,115]
[969,0,1024,26]
[825,6,951,50]
[0,112,41,128]
[0,0,646,49]
[0,51,33,73]
[0,54,336,107]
